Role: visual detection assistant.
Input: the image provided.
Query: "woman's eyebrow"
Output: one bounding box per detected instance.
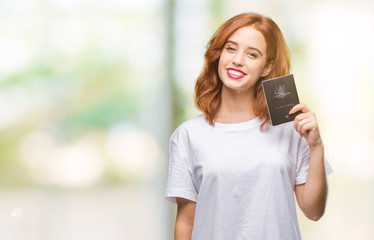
[226,40,238,46]
[225,40,263,56]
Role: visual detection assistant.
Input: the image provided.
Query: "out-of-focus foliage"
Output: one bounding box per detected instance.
[0,1,165,188]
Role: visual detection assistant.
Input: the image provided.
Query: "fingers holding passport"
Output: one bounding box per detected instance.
[290,104,322,146]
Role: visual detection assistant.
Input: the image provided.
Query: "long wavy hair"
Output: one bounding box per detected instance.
[194,12,290,129]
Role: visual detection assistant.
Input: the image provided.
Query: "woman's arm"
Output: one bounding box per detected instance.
[290,104,328,221]
[175,197,196,240]
[294,144,327,221]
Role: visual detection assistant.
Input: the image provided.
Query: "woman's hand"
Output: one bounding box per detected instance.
[289,103,322,148]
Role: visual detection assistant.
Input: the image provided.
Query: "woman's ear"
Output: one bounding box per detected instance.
[261,60,274,77]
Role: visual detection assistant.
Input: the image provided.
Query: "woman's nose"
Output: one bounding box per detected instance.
[232,52,244,66]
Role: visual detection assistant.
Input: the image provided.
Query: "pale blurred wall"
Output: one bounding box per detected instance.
[0,0,170,239]
[0,0,373,239]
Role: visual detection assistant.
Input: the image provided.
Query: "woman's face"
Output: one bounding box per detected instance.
[218,26,271,94]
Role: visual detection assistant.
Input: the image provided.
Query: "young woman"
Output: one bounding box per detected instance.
[165,12,332,240]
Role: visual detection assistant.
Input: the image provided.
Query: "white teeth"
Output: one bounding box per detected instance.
[228,69,243,76]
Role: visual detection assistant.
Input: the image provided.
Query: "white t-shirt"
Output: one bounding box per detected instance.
[165,114,332,240]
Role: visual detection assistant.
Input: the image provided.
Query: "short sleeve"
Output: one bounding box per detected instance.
[295,137,333,185]
[165,126,198,203]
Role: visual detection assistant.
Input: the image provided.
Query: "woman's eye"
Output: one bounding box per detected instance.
[226,46,236,52]
[248,52,257,58]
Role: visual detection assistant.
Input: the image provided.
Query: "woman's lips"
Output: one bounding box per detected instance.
[227,68,245,79]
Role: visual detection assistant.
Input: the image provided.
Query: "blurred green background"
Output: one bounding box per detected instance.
[0,0,373,239]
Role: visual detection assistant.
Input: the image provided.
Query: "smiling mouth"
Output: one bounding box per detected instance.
[227,68,245,79]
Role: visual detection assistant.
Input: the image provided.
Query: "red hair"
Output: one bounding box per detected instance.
[194,13,290,129]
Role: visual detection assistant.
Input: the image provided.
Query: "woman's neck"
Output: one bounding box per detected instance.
[215,86,256,123]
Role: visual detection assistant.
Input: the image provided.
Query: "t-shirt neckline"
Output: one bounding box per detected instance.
[213,117,262,131]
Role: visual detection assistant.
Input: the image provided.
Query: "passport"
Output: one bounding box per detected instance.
[262,74,301,126]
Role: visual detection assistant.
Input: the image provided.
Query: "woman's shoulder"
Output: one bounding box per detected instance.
[174,114,206,132]
[170,114,207,138]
